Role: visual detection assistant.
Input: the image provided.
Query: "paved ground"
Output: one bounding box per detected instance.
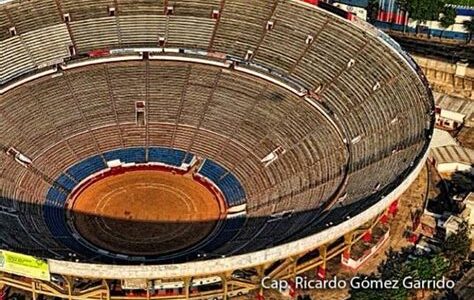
[71,169,222,256]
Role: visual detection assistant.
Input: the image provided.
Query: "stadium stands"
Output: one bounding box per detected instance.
[198,160,246,207]
[66,156,106,182]
[4,0,59,35]
[34,145,248,261]
[148,147,188,167]
[104,148,146,164]
[0,9,10,40]
[60,0,111,21]
[1,37,35,84]
[20,24,71,67]
[70,17,119,53]
[199,216,246,253]
[0,0,433,264]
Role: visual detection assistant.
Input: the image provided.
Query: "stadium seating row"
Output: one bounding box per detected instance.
[3,61,347,215]
[198,160,246,207]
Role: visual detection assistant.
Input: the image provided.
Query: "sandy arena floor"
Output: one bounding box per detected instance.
[70,169,223,256]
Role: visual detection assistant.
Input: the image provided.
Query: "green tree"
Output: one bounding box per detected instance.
[396,0,409,11]
[367,0,380,23]
[377,248,411,280]
[349,289,380,300]
[350,249,450,300]
[442,221,472,270]
[439,6,457,38]
[445,0,474,5]
[349,273,409,300]
[407,255,449,279]
[430,255,450,277]
[463,17,474,42]
[349,274,381,300]
[396,0,444,22]
[408,256,434,279]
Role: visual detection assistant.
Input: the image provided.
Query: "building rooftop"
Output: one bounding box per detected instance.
[434,92,474,125]
[431,145,474,166]
[431,128,458,148]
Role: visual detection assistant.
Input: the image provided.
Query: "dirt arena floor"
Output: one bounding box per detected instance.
[70,169,223,256]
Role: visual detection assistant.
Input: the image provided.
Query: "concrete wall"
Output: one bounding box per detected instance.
[413,55,473,100]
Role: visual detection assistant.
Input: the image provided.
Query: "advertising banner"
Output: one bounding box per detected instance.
[0,250,50,281]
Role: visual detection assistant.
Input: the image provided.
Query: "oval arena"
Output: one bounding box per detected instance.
[0,0,434,299]
[68,161,227,257]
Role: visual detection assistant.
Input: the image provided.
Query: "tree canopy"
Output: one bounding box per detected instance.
[463,17,474,42]
[442,221,472,269]
[445,0,474,5]
[350,247,451,300]
[350,221,471,299]
[439,6,457,28]
[396,0,445,22]
[367,0,380,22]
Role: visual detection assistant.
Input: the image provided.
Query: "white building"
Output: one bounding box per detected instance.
[442,215,465,237]
[434,92,474,130]
[333,3,367,20]
[406,13,473,36]
[430,145,474,174]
